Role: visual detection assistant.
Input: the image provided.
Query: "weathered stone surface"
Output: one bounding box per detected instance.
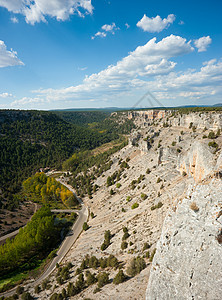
[146,179,222,300]
[177,141,216,182]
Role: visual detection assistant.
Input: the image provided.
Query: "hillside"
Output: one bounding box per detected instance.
[22,109,221,299]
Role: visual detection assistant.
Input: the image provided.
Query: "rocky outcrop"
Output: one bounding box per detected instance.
[146,179,222,300]
[169,112,222,130]
[177,141,216,182]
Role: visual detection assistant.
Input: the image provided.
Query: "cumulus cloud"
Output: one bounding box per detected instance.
[92,22,118,39]
[0,0,93,24]
[137,14,175,33]
[125,23,130,29]
[0,40,24,68]
[35,34,194,102]
[194,36,212,52]
[0,92,13,98]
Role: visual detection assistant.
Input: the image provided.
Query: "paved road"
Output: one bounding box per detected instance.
[0,180,88,298]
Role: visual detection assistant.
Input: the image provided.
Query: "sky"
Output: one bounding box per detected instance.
[0,0,221,110]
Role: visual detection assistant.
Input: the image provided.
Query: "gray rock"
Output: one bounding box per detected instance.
[146,180,222,300]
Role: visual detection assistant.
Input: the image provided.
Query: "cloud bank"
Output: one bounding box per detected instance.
[137,14,175,32]
[0,40,24,68]
[0,0,93,24]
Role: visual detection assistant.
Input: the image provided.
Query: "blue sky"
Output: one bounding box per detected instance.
[0,0,221,110]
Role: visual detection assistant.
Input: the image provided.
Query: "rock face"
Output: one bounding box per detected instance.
[169,112,222,130]
[177,141,216,182]
[146,179,222,300]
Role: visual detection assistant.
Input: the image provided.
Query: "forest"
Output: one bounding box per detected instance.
[0,206,60,277]
[23,172,78,208]
[0,110,134,210]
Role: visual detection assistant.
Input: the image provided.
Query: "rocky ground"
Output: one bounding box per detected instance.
[27,112,222,300]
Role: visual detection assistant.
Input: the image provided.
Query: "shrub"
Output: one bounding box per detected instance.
[83,222,89,231]
[121,241,128,250]
[126,196,131,202]
[113,270,127,285]
[182,171,187,176]
[156,177,162,183]
[208,131,216,139]
[75,273,85,291]
[21,292,34,300]
[151,202,163,210]
[131,203,139,209]
[172,141,176,146]
[126,256,146,277]
[141,193,148,200]
[149,249,156,262]
[142,242,150,251]
[107,254,119,268]
[34,285,41,294]
[190,202,199,212]
[122,232,130,240]
[122,226,128,233]
[16,286,24,295]
[116,183,121,188]
[97,272,109,288]
[67,282,78,297]
[90,212,95,219]
[208,141,218,149]
[110,189,114,195]
[86,271,97,286]
[146,168,151,174]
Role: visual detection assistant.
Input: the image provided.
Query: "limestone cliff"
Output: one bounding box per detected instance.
[146,141,222,300]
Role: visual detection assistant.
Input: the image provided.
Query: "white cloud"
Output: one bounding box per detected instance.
[0,0,93,24]
[11,16,18,23]
[35,35,194,102]
[0,40,24,68]
[194,36,212,52]
[92,22,118,39]
[11,96,46,106]
[125,23,130,29]
[0,92,13,98]
[179,20,184,25]
[137,14,175,33]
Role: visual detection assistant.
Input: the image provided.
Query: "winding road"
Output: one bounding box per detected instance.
[0,179,88,298]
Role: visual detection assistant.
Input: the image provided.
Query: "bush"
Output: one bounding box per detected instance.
[131,203,139,209]
[208,131,216,139]
[156,177,162,183]
[121,241,128,250]
[113,270,127,285]
[208,141,218,149]
[116,183,121,188]
[151,202,163,210]
[34,285,41,294]
[172,141,176,146]
[107,254,119,268]
[142,242,150,251]
[21,292,34,300]
[75,273,85,291]
[141,193,148,200]
[16,286,24,295]
[126,196,131,202]
[126,256,146,277]
[86,271,97,286]
[67,282,78,297]
[149,249,156,262]
[97,272,109,288]
[83,222,89,231]
[122,232,130,240]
